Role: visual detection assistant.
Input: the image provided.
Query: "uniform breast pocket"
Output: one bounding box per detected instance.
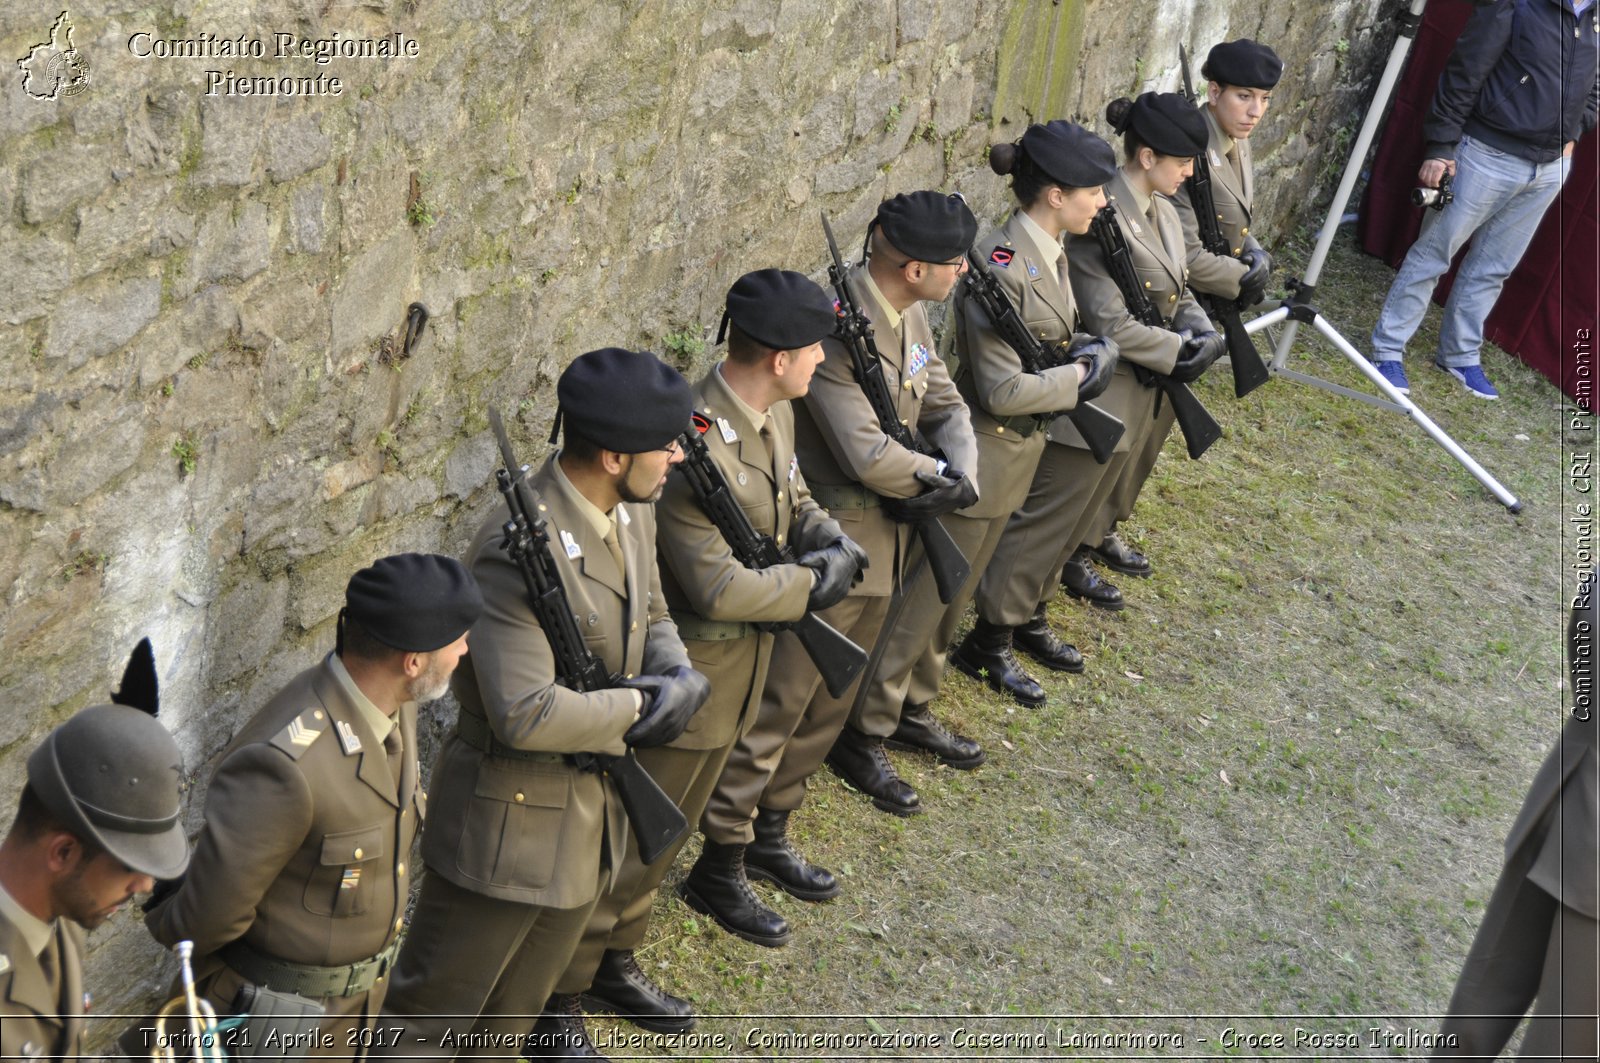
[304,824,386,918]
[459,762,570,890]
[738,497,776,536]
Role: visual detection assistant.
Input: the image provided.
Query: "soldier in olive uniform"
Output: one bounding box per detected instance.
[853,122,1119,721]
[145,554,481,1058]
[1071,39,1282,592]
[1434,571,1598,1059]
[986,95,1224,645]
[1,648,189,1061]
[748,193,978,823]
[378,350,708,1061]
[546,272,867,1030]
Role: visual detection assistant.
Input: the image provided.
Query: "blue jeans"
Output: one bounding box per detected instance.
[1371,134,1572,368]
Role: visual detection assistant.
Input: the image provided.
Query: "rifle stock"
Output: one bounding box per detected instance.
[486,408,688,865]
[791,613,870,699]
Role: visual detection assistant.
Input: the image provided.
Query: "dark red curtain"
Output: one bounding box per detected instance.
[1357,0,1598,406]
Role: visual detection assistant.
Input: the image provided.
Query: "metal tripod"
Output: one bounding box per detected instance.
[1244,0,1522,512]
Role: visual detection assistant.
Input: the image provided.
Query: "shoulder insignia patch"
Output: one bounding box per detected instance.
[335,719,362,756]
[270,707,330,760]
[988,247,1013,268]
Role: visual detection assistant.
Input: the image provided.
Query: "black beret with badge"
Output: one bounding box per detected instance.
[718,268,839,350]
[553,346,695,453]
[872,190,979,264]
[344,552,483,652]
[1022,119,1119,188]
[1123,91,1209,158]
[1203,39,1285,90]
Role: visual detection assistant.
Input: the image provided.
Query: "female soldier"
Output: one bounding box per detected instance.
[862,120,1119,716]
[981,92,1223,649]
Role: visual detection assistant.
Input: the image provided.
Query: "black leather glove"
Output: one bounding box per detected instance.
[621,665,711,747]
[1066,335,1120,403]
[1169,330,1226,383]
[1236,247,1272,306]
[797,535,869,611]
[880,468,978,523]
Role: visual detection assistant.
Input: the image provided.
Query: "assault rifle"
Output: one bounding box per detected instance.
[960,250,1126,463]
[1087,206,1222,459]
[1178,44,1272,399]
[674,414,869,698]
[487,407,688,864]
[819,211,971,605]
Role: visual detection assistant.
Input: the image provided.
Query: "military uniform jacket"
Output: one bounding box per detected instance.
[148,657,420,970]
[949,213,1093,513]
[792,262,977,595]
[1171,104,1258,300]
[656,368,843,749]
[1068,170,1212,382]
[424,456,690,908]
[1508,711,1599,918]
[0,914,85,1061]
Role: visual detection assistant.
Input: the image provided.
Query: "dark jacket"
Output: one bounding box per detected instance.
[1424,0,1599,164]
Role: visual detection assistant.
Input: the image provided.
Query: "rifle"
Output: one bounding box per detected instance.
[486,407,688,865]
[673,414,870,698]
[1178,44,1271,399]
[960,249,1126,464]
[1087,206,1222,460]
[819,211,971,605]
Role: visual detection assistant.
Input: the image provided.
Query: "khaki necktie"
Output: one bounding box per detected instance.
[384,726,403,784]
[38,928,59,984]
[603,519,625,574]
[1226,144,1244,188]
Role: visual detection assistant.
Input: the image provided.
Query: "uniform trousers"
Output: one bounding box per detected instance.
[851,431,1050,731]
[377,874,600,1060]
[554,740,736,994]
[1436,850,1599,1059]
[978,373,1158,626]
[1092,398,1176,544]
[701,591,891,842]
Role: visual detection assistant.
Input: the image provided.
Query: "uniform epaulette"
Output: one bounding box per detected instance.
[269,706,330,760]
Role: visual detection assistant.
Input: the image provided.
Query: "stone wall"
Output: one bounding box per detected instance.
[1,0,1390,1021]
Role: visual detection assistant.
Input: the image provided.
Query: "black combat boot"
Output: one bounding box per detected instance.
[1088,531,1152,576]
[1012,604,1085,673]
[679,840,791,947]
[825,726,923,816]
[525,994,608,1060]
[583,948,695,1033]
[1061,549,1125,610]
[745,807,841,901]
[885,703,986,768]
[950,620,1047,706]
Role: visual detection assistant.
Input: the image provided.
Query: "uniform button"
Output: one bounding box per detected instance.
[996,425,1005,434]
[737,472,747,485]
[776,492,783,502]
[625,672,634,679]
[775,534,784,545]
[630,621,638,632]
[313,710,324,720]
[902,381,910,390]
[394,918,404,932]
[1216,212,1224,220]
[401,809,408,817]
[900,418,909,427]
[397,863,406,876]
[1241,227,1249,236]
[1144,281,1152,289]
[538,503,547,512]
[353,848,364,859]
[1233,247,1242,255]
[1168,294,1177,303]
[514,792,525,803]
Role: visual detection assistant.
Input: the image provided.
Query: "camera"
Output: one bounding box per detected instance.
[1411,171,1454,211]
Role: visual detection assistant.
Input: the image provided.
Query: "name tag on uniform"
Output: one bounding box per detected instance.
[716,417,738,444]
[560,529,582,559]
[336,720,362,756]
[788,454,798,482]
[907,343,929,377]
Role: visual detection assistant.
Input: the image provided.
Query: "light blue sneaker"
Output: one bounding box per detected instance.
[1373,359,1410,395]
[1439,363,1499,400]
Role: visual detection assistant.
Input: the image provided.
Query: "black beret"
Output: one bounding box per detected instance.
[556,347,694,453]
[721,269,838,350]
[346,552,483,652]
[1021,120,1118,189]
[873,190,979,264]
[1204,39,1284,90]
[1127,92,1208,158]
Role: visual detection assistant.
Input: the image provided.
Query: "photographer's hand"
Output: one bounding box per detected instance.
[1417,158,1455,188]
